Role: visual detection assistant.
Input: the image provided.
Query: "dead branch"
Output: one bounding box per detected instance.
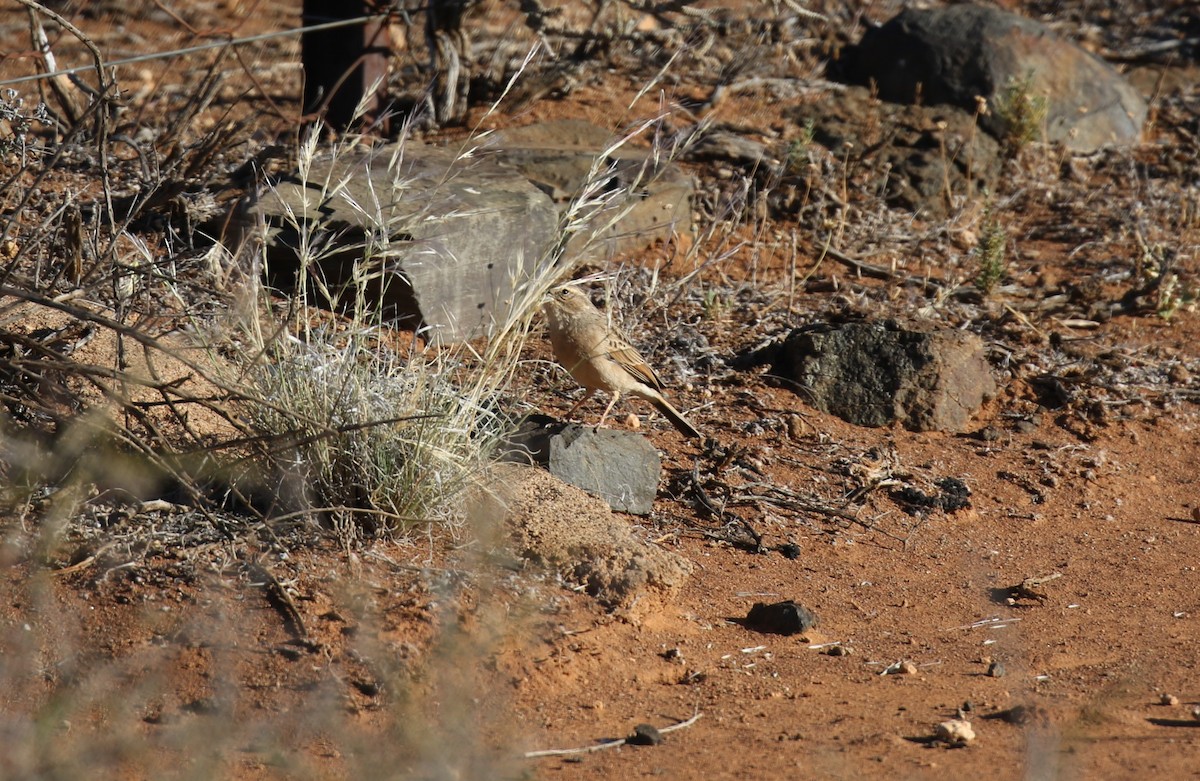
[523,711,703,758]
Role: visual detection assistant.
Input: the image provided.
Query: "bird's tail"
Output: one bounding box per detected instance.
[653,397,703,440]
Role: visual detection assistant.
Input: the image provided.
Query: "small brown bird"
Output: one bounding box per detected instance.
[543,285,703,440]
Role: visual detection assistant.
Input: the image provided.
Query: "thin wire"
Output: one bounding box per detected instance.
[0,13,386,88]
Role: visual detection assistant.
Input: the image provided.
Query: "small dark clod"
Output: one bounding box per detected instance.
[627,723,664,746]
[351,678,381,697]
[892,477,971,514]
[745,600,819,636]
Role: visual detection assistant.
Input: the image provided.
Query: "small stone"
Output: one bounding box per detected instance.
[1161,693,1180,707]
[1192,706,1200,722]
[785,413,807,440]
[882,659,919,675]
[745,600,819,636]
[825,644,853,657]
[627,723,663,746]
[987,660,1006,678]
[976,425,1001,441]
[546,425,661,515]
[1014,417,1039,435]
[995,704,1044,725]
[777,542,802,560]
[351,678,381,697]
[935,719,975,746]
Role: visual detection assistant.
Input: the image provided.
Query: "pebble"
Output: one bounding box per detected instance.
[882,659,919,675]
[1014,418,1039,435]
[934,719,975,746]
[744,600,819,636]
[996,704,1045,725]
[1160,693,1179,706]
[627,723,664,746]
[777,542,802,560]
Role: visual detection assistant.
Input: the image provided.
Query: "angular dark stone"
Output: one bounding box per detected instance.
[775,322,996,433]
[627,723,664,746]
[777,542,802,560]
[892,476,973,515]
[745,600,819,636]
[546,425,661,515]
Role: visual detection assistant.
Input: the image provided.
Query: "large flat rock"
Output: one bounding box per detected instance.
[248,123,694,341]
[251,142,558,343]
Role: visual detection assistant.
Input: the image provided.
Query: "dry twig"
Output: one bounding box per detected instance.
[523,711,703,758]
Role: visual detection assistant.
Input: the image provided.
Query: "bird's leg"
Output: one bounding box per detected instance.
[564,388,596,420]
[595,391,622,431]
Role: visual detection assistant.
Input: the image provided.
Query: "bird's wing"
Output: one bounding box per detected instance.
[604,335,664,390]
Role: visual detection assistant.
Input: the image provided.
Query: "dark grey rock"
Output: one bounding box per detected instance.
[836,5,1146,151]
[498,414,564,467]
[892,476,973,515]
[776,322,996,433]
[546,424,661,515]
[744,600,819,636]
[250,141,558,344]
[776,542,802,560]
[627,723,664,746]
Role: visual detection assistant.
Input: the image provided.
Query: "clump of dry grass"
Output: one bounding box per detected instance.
[236,317,513,540]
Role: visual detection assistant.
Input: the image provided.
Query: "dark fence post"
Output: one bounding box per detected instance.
[301,0,392,133]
